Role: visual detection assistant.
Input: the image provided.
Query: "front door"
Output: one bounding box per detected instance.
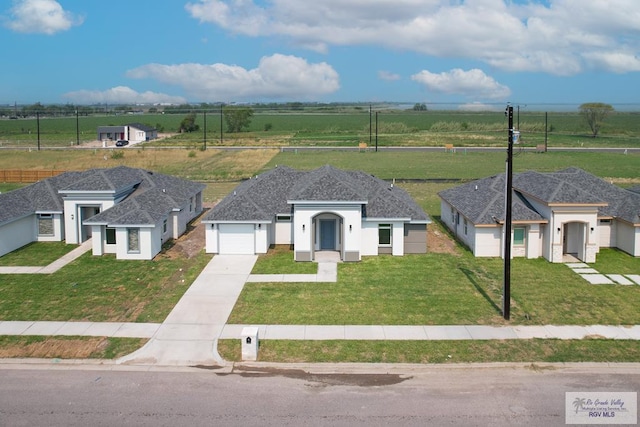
[319,219,336,250]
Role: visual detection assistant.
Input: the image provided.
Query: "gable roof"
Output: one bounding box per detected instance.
[205,165,430,223]
[0,167,204,227]
[439,167,640,226]
[127,123,156,132]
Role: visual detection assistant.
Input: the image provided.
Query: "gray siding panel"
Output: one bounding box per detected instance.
[344,251,360,262]
[295,251,312,262]
[404,223,427,254]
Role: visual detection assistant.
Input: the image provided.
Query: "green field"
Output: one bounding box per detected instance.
[2,109,640,148]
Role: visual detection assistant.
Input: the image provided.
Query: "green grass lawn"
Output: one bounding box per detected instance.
[229,249,640,326]
[0,251,212,322]
[251,245,318,274]
[264,150,640,181]
[0,242,76,266]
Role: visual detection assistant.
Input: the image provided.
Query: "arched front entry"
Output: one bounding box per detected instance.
[562,222,587,262]
[312,212,343,260]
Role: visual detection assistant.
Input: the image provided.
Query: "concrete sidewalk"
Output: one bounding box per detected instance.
[0,239,93,275]
[0,320,159,338]
[220,324,640,341]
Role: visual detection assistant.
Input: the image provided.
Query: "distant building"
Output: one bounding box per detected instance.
[97,123,157,143]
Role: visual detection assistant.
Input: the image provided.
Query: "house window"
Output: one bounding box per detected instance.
[127,228,140,253]
[378,224,392,246]
[514,227,525,246]
[451,207,455,224]
[599,219,611,224]
[38,214,54,236]
[463,219,468,235]
[106,228,116,245]
[455,212,460,225]
[189,197,194,212]
[163,219,167,233]
[276,214,292,222]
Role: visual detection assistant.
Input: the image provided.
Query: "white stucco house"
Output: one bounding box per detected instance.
[97,123,158,143]
[0,166,204,260]
[439,167,640,263]
[203,165,431,261]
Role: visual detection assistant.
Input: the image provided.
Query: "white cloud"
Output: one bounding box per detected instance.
[185,0,640,75]
[127,54,340,100]
[4,0,83,34]
[62,86,187,105]
[411,68,511,100]
[378,71,401,81]
[582,51,640,74]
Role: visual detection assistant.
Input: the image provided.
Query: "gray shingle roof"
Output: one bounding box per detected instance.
[0,167,204,227]
[439,174,545,225]
[84,167,205,226]
[127,123,156,132]
[439,167,640,225]
[205,165,430,223]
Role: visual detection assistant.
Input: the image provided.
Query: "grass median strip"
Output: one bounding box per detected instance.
[0,336,147,359]
[218,339,640,364]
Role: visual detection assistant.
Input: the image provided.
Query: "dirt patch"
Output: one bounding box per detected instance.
[160,204,214,260]
[428,226,460,255]
[0,338,108,358]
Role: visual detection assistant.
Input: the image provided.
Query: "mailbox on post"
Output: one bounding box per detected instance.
[241,326,259,361]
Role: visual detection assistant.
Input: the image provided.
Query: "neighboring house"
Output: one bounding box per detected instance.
[439,167,640,263]
[97,123,158,143]
[203,165,431,261]
[0,166,204,260]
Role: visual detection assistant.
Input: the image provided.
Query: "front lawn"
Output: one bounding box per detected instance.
[0,242,76,266]
[229,250,640,326]
[0,251,212,322]
[251,245,318,274]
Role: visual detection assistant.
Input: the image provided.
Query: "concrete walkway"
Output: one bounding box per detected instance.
[117,255,258,366]
[0,239,93,274]
[566,262,640,285]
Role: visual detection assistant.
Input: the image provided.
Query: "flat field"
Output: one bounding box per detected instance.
[2,110,640,148]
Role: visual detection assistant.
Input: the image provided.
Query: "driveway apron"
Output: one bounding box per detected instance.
[117,255,257,366]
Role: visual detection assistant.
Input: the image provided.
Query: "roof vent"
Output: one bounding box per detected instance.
[162,188,166,193]
[475,185,478,191]
[233,191,237,196]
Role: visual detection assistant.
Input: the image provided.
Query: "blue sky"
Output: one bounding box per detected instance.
[1,0,639,110]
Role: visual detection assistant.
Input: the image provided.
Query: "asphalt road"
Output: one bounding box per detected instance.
[1,364,638,426]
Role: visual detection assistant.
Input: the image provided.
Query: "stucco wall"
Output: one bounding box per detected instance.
[293,204,361,258]
[205,224,218,253]
[474,226,502,257]
[115,227,158,260]
[0,215,35,257]
[616,221,640,257]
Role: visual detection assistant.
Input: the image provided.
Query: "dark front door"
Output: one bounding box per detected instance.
[319,220,336,250]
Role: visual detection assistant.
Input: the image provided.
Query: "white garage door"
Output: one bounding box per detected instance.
[219,224,255,254]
